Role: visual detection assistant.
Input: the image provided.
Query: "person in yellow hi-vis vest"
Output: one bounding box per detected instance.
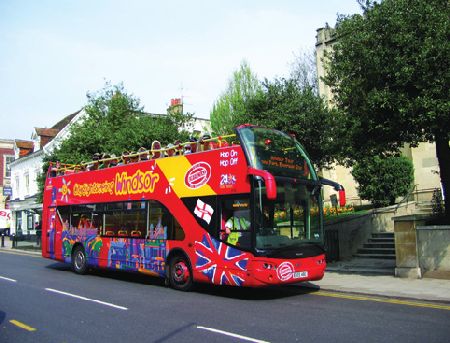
[225,214,250,245]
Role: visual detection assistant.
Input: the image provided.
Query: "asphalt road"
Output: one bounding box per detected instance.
[1,251,449,343]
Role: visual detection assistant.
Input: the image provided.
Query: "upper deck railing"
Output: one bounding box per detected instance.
[48,134,237,177]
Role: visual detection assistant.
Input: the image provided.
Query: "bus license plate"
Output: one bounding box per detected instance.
[293,271,308,279]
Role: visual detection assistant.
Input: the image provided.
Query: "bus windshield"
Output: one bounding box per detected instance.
[254,178,322,250]
[238,126,316,180]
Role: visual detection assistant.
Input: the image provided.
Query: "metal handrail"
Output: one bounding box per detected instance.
[394,184,418,213]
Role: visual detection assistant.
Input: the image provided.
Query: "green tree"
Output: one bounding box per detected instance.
[210,60,262,135]
[37,82,191,200]
[56,82,190,160]
[324,0,450,217]
[352,156,414,207]
[289,48,319,93]
[245,77,338,169]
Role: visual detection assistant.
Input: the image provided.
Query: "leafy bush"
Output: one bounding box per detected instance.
[352,156,414,207]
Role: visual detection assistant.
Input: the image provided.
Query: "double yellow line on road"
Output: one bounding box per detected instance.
[314,290,450,311]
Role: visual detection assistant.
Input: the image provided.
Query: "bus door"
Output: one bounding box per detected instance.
[46,207,56,255]
[46,207,63,259]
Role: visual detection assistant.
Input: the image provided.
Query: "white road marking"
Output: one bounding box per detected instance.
[45,288,128,310]
[0,275,17,282]
[197,326,270,343]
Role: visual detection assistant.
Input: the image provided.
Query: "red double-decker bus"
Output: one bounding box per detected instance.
[41,125,345,291]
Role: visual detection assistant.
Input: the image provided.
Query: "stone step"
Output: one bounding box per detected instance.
[417,204,433,209]
[371,232,394,239]
[357,248,395,255]
[363,243,395,249]
[353,253,396,259]
[368,238,395,243]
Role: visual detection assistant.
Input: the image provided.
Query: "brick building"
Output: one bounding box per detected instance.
[0,139,15,210]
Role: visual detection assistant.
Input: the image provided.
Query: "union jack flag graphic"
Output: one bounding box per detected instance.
[195,234,250,286]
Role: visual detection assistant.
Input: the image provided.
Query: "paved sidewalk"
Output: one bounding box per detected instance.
[298,257,449,303]
[1,239,449,302]
[326,257,396,275]
[0,236,41,255]
[307,271,450,303]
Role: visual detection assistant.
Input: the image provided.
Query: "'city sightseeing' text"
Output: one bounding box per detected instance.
[73,181,114,197]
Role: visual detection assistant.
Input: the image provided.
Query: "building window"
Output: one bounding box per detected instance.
[15,212,22,235]
[14,176,20,197]
[4,155,14,179]
[27,213,34,231]
[35,167,42,180]
[24,172,29,196]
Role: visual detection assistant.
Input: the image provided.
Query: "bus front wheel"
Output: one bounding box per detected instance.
[169,255,193,291]
[71,246,87,275]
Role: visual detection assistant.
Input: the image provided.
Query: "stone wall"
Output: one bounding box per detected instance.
[393,216,450,279]
[324,213,373,260]
[324,203,417,261]
[417,226,450,275]
[371,201,417,232]
[393,215,426,278]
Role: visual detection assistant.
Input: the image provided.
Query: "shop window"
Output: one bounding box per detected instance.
[27,213,34,231]
[15,212,22,235]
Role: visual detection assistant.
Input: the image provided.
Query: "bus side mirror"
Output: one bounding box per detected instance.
[320,177,346,207]
[339,188,346,207]
[248,168,277,200]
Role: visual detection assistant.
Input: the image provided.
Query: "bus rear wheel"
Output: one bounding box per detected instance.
[71,246,87,275]
[169,255,193,291]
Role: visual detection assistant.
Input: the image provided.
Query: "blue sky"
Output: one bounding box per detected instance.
[0,0,361,140]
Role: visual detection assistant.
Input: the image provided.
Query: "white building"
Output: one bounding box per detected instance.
[9,110,84,236]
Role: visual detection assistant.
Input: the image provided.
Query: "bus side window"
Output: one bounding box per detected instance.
[57,206,71,231]
[220,197,251,249]
[147,200,184,241]
[102,201,147,238]
[92,212,102,234]
[104,211,121,237]
[148,202,164,239]
[172,217,185,241]
[70,213,80,230]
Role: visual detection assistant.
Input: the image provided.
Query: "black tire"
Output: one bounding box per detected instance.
[168,255,193,291]
[71,246,88,275]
